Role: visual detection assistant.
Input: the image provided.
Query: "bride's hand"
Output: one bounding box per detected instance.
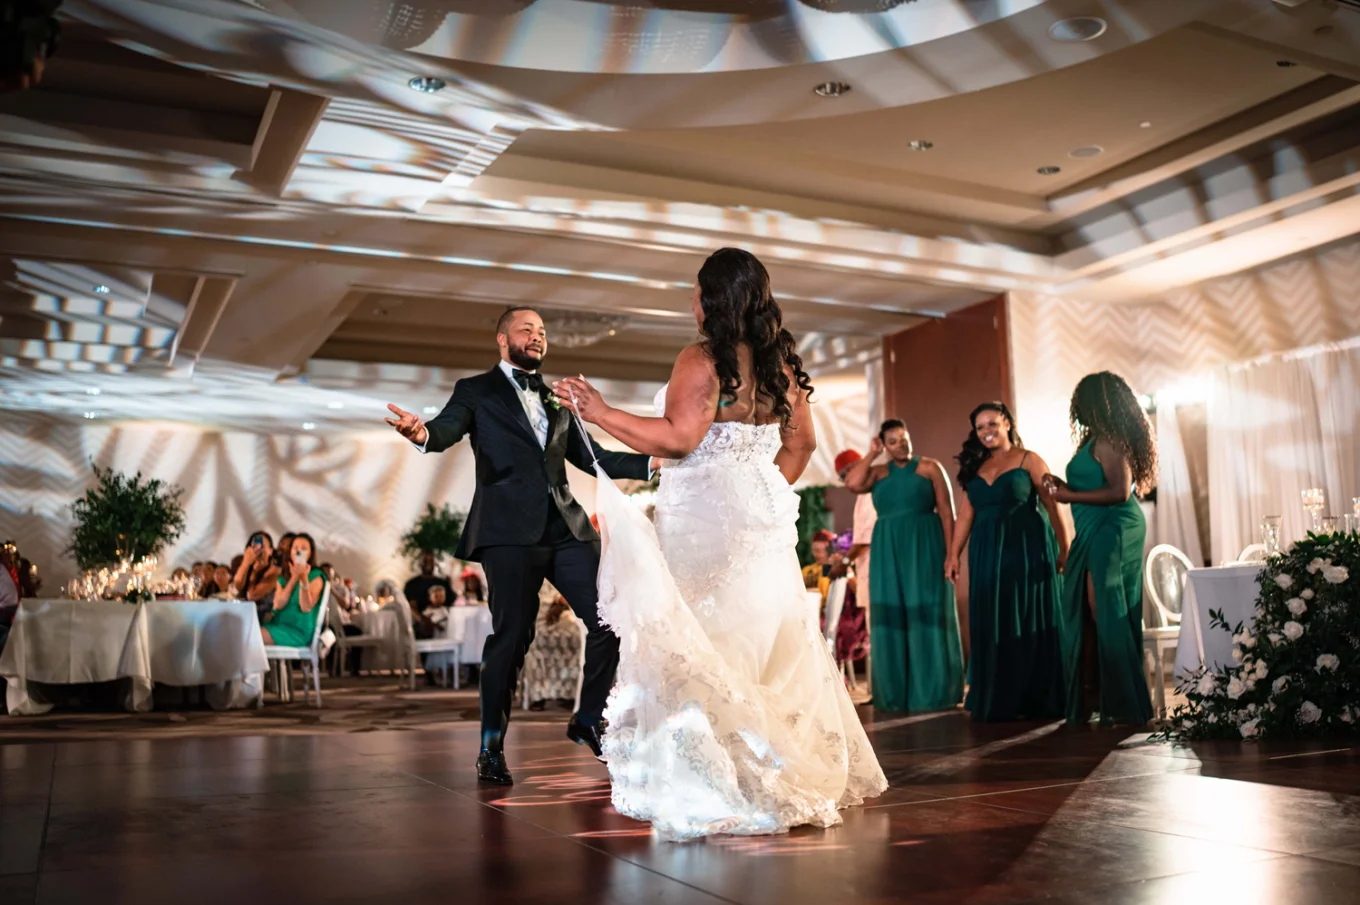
[553,377,609,424]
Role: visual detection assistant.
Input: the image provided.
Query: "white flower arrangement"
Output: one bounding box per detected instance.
[1158,531,1360,742]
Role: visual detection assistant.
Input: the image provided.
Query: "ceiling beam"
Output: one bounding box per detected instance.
[236,87,330,197]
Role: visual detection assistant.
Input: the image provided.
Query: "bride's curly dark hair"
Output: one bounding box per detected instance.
[1070,371,1158,496]
[956,401,1022,485]
[696,248,813,426]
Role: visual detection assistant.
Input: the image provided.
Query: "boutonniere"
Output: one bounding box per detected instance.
[546,394,563,411]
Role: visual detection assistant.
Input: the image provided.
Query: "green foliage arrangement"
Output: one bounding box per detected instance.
[795,485,834,566]
[68,464,186,571]
[1157,532,1359,741]
[399,503,465,566]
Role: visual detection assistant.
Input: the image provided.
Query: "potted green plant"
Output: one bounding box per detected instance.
[399,503,465,568]
[68,464,186,572]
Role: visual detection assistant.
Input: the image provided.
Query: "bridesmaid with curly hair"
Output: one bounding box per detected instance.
[947,402,1068,722]
[1044,372,1157,726]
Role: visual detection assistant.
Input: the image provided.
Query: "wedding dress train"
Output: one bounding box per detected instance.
[589,389,887,842]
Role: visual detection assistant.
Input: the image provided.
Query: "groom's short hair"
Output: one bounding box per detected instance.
[496,306,540,336]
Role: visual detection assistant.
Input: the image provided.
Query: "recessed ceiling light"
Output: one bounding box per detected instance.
[93,285,110,294]
[422,406,440,415]
[1068,145,1104,159]
[1139,121,1152,129]
[906,139,934,151]
[327,401,344,410]
[85,387,101,396]
[83,411,98,419]
[1048,17,1107,42]
[1037,165,1062,176]
[408,76,446,93]
[301,422,316,431]
[1276,60,1298,67]
[813,81,851,98]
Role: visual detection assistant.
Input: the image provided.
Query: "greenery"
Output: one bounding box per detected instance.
[68,464,186,571]
[399,503,465,566]
[795,485,834,565]
[1156,532,1359,741]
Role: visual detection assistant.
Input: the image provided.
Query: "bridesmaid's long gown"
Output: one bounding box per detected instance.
[1060,442,1154,726]
[868,459,963,712]
[963,464,1066,722]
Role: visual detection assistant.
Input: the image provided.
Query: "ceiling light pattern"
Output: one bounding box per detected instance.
[540,309,630,349]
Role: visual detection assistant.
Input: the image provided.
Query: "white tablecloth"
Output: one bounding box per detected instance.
[1,598,266,715]
[353,605,494,672]
[1174,563,1263,679]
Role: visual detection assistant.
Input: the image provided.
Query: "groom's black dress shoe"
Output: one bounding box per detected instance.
[476,731,513,785]
[566,718,606,762]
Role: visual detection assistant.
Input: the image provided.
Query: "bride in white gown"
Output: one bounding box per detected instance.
[553,248,887,842]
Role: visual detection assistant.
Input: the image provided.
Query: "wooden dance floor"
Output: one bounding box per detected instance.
[4,708,1360,904]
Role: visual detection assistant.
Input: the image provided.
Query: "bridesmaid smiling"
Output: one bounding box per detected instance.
[947,403,1069,722]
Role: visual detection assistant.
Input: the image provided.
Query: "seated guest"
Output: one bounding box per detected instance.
[209,564,235,599]
[17,557,39,598]
[171,567,190,582]
[459,569,485,605]
[234,531,282,615]
[260,533,326,646]
[229,554,244,578]
[374,579,400,607]
[404,550,453,614]
[413,583,451,640]
[321,563,354,613]
[802,529,842,601]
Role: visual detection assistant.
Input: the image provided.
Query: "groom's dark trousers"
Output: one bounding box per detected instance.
[419,366,650,734]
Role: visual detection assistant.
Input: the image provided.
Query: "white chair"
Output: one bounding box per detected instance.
[821,577,858,690]
[395,604,464,690]
[1143,544,1192,718]
[326,603,383,676]
[1237,543,1268,563]
[260,583,330,708]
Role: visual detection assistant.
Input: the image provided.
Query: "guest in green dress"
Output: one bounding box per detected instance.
[947,402,1069,722]
[261,532,327,647]
[1044,372,1157,726]
[844,419,963,712]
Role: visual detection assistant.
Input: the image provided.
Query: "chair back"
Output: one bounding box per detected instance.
[823,577,848,647]
[1144,544,1191,628]
[1237,543,1267,563]
[308,581,331,652]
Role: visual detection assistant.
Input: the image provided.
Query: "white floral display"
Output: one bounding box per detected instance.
[1160,533,1359,741]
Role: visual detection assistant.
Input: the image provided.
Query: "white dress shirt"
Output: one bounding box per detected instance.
[497,359,549,448]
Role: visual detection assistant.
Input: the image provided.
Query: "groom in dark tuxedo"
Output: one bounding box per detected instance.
[386,307,652,784]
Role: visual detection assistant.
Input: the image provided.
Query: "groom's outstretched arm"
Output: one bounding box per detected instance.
[419,379,476,454]
[565,419,651,481]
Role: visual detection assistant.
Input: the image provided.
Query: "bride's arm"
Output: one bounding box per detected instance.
[773,379,815,485]
[553,344,718,460]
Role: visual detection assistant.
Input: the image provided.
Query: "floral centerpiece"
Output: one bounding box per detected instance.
[399,502,465,568]
[1158,532,1359,740]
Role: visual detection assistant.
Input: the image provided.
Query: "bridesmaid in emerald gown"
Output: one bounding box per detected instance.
[947,403,1069,722]
[844,419,963,712]
[1044,372,1157,726]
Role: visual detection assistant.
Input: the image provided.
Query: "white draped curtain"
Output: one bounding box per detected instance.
[1207,337,1360,565]
[1154,402,1204,568]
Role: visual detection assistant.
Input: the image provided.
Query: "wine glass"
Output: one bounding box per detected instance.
[1320,516,1339,535]
[1302,488,1325,532]
[1261,515,1282,555]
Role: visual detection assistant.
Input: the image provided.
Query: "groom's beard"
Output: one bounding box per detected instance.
[507,345,544,372]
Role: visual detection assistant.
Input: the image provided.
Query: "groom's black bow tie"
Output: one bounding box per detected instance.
[511,369,545,393]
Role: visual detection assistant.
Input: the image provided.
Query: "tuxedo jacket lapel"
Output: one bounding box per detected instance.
[485,367,540,447]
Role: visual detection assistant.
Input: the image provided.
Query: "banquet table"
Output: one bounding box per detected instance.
[1,598,267,715]
[1173,563,1264,680]
[352,604,494,673]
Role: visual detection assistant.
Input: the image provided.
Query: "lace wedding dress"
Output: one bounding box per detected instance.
[588,388,888,842]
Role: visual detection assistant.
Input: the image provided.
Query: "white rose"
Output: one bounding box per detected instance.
[1299,701,1322,723]
[1179,719,1195,731]
[1274,573,1295,589]
[1322,564,1349,584]
[1232,647,1245,663]
[1268,633,1283,645]
[1272,676,1291,694]
[1254,660,1269,680]
[1307,558,1324,574]
[1316,653,1340,672]
[1207,713,1218,724]
[1227,677,1245,699]
[1196,673,1218,696]
[1254,605,1265,619]
[1283,621,1304,641]
[1286,597,1307,616]
[1245,677,1257,692]
[1240,718,1260,738]
[1247,703,1258,714]
[1301,588,1315,600]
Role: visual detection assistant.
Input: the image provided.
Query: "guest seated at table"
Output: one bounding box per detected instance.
[404,550,453,614]
[413,583,450,640]
[234,531,282,614]
[18,557,40,598]
[209,564,236,599]
[375,579,400,607]
[261,533,327,646]
[321,562,354,613]
[171,567,190,583]
[459,569,485,605]
[190,561,209,590]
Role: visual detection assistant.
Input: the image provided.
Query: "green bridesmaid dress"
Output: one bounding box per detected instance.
[869,458,964,712]
[1060,442,1153,725]
[265,568,327,646]
[963,459,1066,722]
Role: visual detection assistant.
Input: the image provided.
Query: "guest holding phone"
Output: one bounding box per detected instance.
[233,531,281,613]
[260,533,327,646]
